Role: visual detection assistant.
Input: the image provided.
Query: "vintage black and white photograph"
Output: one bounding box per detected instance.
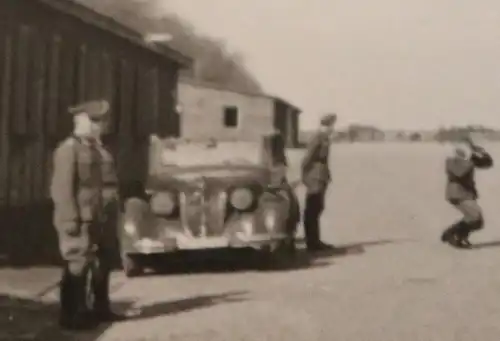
[1,0,500,340]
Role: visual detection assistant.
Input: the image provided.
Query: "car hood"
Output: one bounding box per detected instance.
[146,165,270,191]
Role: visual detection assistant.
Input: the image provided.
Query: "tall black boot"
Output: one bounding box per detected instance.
[441,221,464,244]
[93,261,126,323]
[455,222,473,248]
[442,221,474,249]
[59,268,75,327]
[59,273,97,330]
[304,215,320,250]
[93,269,110,313]
[457,219,484,248]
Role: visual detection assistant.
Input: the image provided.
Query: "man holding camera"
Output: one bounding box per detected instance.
[442,136,494,248]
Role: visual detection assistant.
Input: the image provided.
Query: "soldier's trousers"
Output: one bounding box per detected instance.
[446,199,484,239]
[280,182,301,236]
[57,221,112,318]
[303,190,326,247]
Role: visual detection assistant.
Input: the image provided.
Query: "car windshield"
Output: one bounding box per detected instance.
[159,141,263,167]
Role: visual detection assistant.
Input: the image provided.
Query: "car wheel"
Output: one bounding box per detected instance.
[121,253,144,278]
[257,241,293,269]
[255,245,273,269]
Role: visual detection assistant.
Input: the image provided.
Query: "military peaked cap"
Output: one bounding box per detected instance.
[68,99,110,120]
[320,113,337,126]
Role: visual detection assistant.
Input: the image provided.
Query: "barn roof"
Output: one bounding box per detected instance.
[35,0,192,67]
[179,77,302,114]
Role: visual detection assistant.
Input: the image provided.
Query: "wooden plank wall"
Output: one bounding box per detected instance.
[273,101,299,148]
[0,0,180,265]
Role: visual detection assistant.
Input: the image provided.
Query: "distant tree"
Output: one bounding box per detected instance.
[346,124,383,142]
[76,0,263,93]
[333,131,350,143]
[409,132,422,141]
[346,127,358,142]
[434,126,477,142]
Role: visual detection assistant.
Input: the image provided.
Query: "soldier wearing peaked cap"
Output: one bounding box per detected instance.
[300,113,337,252]
[441,136,494,248]
[50,99,125,330]
[320,113,337,127]
[67,99,110,118]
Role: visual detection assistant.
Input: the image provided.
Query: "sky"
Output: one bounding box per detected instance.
[154,0,500,130]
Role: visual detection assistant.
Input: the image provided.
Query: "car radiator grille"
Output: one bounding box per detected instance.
[180,190,227,237]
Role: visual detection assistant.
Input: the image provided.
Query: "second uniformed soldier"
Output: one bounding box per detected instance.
[441,136,493,248]
[50,100,125,330]
[301,114,337,252]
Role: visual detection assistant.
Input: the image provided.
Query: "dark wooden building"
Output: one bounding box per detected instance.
[0,0,190,265]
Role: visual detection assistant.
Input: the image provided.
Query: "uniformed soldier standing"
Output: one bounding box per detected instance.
[442,137,493,248]
[50,100,125,330]
[301,114,337,251]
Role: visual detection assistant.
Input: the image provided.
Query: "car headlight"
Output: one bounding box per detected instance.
[150,192,177,216]
[229,188,254,211]
[263,209,277,232]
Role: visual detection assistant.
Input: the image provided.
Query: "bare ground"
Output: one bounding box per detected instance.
[4,143,500,340]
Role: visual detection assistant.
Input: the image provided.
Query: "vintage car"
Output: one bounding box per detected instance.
[118,134,300,277]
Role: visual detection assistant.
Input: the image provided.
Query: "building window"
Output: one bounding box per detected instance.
[223,106,239,128]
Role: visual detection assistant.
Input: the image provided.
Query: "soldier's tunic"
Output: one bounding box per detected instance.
[444,148,493,241]
[50,135,118,318]
[301,131,331,248]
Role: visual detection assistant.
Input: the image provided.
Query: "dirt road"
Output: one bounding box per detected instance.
[10,144,500,340]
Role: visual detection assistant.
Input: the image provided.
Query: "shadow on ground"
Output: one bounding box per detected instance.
[0,294,107,341]
[138,247,334,277]
[124,291,249,320]
[295,238,406,259]
[135,238,406,277]
[471,240,500,249]
[0,291,247,340]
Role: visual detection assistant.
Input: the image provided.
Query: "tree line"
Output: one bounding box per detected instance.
[299,124,500,144]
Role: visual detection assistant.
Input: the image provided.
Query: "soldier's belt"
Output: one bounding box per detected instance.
[78,184,117,189]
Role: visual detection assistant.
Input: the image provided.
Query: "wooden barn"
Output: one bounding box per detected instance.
[177,78,301,148]
[0,0,190,265]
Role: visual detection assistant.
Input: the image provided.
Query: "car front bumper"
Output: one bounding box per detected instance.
[125,232,290,255]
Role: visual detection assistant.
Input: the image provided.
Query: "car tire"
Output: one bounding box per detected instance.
[258,241,294,269]
[121,253,144,278]
[256,245,274,269]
